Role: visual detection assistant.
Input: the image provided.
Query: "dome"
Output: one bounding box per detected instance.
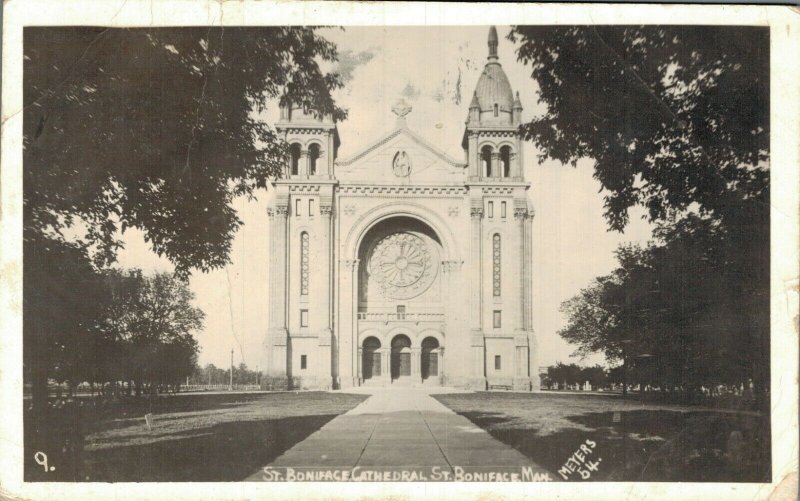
[469,26,515,126]
[474,62,514,113]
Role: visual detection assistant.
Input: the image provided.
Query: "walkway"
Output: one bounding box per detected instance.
[246,387,551,481]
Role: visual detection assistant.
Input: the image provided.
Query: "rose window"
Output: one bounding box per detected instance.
[367,233,437,299]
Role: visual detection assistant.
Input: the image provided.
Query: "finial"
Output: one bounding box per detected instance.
[391,98,412,120]
[513,91,523,109]
[488,26,498,59]
[469,91,480,109]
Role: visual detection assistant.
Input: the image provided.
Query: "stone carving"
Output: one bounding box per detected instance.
[343,205,356,216]
[448,206,459,217]
[392,151,412,177]
[391,98,412,118]
[367,232,437,300]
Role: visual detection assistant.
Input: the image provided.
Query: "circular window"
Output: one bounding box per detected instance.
[367,232,438,299]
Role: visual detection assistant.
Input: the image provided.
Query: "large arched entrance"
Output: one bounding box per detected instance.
[362,337,381,381]
[352,214,449,386]
[390,334,412,381]
[421,337,440,382]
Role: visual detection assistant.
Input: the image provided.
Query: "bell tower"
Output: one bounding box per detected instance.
[267,99,340,389]
[463,27,537,392]
[462,26,524,181]
[276,99,340,179]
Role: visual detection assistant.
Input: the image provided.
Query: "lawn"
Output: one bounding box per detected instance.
[433,392,770,482]
[25,391,368,482]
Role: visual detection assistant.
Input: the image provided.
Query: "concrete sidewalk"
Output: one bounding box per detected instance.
[246,387,551,481]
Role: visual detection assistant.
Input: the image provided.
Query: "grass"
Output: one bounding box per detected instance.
[25,391,368,482]
[433,392,770,482]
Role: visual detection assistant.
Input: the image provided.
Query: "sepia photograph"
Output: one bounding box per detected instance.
[1,1,798,500]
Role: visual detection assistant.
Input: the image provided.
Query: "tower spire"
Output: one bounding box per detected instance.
[488,26,498,60]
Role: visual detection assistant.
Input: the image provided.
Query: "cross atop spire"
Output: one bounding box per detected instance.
[488,26,498,60]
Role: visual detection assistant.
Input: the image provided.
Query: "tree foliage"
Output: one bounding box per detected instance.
[101,269,203,393]
[509,26,768,230]
[23,27,345,406]
[544,363,609,389]
[23,233,110,403]
[24,236,203,402]
[24,27,346,274]
[558,215,769,402]
[512,26,770,407]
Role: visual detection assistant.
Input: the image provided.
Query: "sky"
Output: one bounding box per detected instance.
[115,26,654,372]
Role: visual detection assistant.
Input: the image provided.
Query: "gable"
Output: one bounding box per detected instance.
[335,127,466,184]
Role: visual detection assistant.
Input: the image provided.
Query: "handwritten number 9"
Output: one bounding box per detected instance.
[34,451,55,472]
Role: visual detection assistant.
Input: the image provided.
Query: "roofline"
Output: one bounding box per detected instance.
[336,125,466,168]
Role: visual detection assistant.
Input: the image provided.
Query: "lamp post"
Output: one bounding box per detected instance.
[229,349,233,391]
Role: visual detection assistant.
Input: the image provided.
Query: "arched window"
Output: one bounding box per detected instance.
[492,233,501,297]
[480,145,493,177]
[494,103,499,117]
[500,145,512,178]
[308,143,321,176]
[300,232,310,296]
[289,143,301,176]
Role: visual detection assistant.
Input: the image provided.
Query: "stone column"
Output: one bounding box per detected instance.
[489,151,496,178]
[469,207,483,331]
[356,346,363,383]
[526,208,540,391]
[338,259,359,388]
[513,207,531,391]
[411,347,422,383]
[267,205,289,378]
[299,150,309,177]
[317,205,333,388]
[515,207,528,332]
[380,348,391,384]
[439,347,446,384]
[440,260,458,385]
[469,205,486,389]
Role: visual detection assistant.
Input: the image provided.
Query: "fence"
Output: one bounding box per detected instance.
[183,384,261,392]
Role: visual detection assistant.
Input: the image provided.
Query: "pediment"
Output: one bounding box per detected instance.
[335,127,466,183]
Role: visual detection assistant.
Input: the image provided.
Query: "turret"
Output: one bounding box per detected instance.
[513,91,523,125]
[276,95,340,179]
[462,26,524,181]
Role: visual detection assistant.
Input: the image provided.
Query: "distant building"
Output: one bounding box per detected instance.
[265,27,538,391]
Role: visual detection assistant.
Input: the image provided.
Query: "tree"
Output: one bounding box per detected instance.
[559,216,768,405]
[24,27,346,275]
[547,362,583,390]
[580,365,608,389]
[23,233,111,405]
[24,27,345,407]
[513,26,769,407]
[101,270,203,395]
[509,26,768,230]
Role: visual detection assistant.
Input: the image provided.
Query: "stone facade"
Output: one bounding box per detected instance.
[265,27,539,392]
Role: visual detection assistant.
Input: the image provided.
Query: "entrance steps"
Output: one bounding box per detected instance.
[360,377,441,388]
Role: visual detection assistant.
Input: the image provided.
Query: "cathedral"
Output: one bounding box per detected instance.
[266,27,539,391]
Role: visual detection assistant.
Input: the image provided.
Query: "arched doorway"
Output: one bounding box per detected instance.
[390,334,412,381]
[362,337,381,381]
[421,337,440,381]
